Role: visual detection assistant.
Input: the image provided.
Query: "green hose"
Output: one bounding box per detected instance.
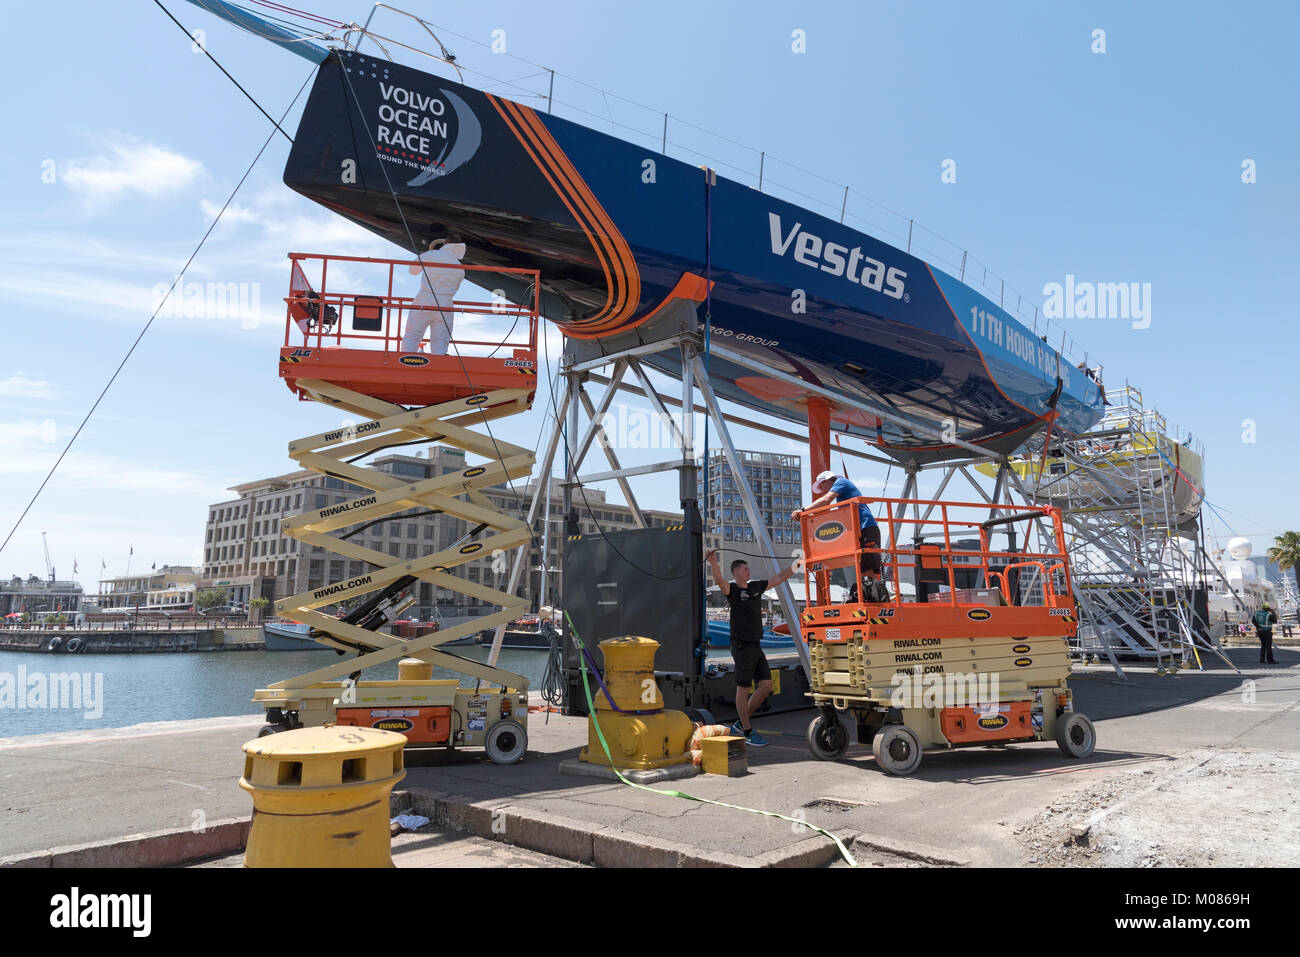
[567,612,857,867]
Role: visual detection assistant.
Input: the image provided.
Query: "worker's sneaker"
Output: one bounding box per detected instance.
[730,720,746,736]
[745,729,769,748]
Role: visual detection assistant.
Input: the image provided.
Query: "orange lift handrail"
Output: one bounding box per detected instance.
[284,252,539,355]
[799,495,1074,610]
[278,253,543,408]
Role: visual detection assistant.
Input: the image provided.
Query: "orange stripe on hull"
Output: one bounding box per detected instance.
[485,94,619,324]
[505,102,642,330]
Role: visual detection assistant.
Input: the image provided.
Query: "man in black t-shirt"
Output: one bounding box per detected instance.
[707,549,798,748]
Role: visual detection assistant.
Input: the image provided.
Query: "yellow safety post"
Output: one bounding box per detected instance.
[398,657,434,681]
[579,636,694,770]
[240,725,406,867]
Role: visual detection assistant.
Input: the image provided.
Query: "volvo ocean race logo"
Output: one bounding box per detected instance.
[768,213,907,300]
[371,78,482,186]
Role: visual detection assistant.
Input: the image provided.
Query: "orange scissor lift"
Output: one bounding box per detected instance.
[798,497,1097,775]
[251,252,541,764]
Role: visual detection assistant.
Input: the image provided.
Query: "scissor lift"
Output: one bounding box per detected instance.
[253,253,542,764]
[799,497,1097,775]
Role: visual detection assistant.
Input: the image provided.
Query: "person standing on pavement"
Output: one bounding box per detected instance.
[1253,602,1279,664]
[706,549,798,747]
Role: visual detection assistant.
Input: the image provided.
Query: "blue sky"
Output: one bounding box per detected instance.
[2,0,1296,589]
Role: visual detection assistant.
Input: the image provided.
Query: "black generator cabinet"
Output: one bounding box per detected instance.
[561,507,706,717]
[560,503,812,722]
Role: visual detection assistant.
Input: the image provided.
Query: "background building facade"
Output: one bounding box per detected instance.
[697,449,804,575]
[204,448,682,622]
[1,576,85,619]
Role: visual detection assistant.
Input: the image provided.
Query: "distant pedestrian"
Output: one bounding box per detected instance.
[1253,603,1278,664]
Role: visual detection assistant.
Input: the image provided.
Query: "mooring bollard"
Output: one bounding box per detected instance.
[397,657,434,680]
[239,725,407,867]
[579,635,694,770]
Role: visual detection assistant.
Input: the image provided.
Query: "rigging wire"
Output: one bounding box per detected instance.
[244,0,343,28]
[331,56,554,591]
[155,0,297,143]
[0,61,317,560]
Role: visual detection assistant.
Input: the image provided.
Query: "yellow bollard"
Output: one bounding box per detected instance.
[580,636,694,770]
[397,657,434,680]
[240,725,406,867]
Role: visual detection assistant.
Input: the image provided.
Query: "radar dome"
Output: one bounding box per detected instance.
[1227,537,1253,560]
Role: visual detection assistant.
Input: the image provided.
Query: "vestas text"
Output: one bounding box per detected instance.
[768,213,907,300]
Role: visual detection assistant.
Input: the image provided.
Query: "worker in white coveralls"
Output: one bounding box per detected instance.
[401,235,466,354]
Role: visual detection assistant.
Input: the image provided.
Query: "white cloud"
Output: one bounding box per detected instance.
[63,133,204,200]
[0,419,228,500]
[0,375,57,400]
[0,269,158,319]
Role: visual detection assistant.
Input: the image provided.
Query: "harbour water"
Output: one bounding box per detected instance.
[0,646,555,738]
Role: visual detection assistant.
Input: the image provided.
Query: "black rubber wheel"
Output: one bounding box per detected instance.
[65,637,84,653]
[257,723,290,738]
[806,713,850,760]
[1055,712,1096,758]
[872,724,923,776]
[485,719,528,765]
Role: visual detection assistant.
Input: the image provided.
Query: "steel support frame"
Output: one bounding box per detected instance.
[486,330,1013,679]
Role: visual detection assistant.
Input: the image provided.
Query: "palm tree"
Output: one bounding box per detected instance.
[1268,531,1300,614]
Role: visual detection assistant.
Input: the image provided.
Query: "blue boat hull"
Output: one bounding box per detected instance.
[283,51,1105,461]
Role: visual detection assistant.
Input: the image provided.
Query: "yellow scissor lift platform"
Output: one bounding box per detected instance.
[252,254,541,764]
[798,496,1097,775]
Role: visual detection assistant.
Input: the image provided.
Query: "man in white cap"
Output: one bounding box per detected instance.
[793,470,886,601]
[401,235,466,354]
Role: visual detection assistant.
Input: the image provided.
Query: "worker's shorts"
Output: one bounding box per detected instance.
[859,523,882,575]
[731,642,771,687]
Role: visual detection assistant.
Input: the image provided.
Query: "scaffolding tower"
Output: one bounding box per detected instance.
[1002,386,1233,677]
